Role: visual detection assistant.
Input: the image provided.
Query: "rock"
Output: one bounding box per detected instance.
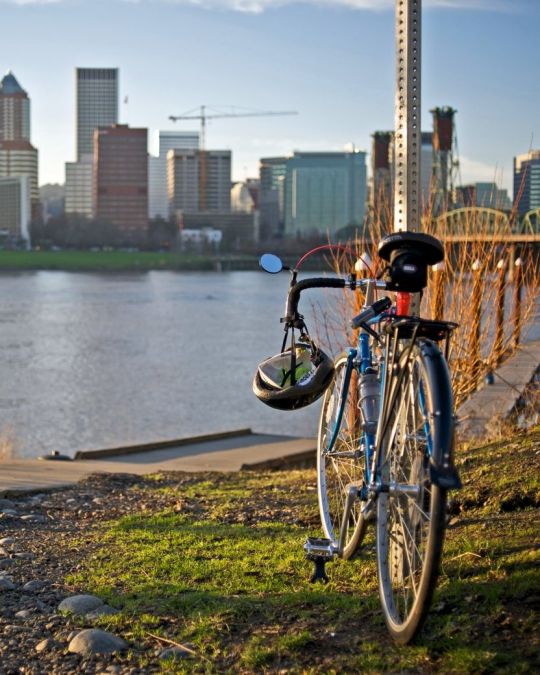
[58,594,103,615]
[0,577,16,591]
[14,552,34,560]
[1,509,18,517]
[23,580,47,592]
[160,646,193,661]
[0,537,16,548]
[0,499,15,509]
[20,514,47,523]
[68,629,127,656]
[35,638,57,653]
[67,630,79,641]
[85,605,120,619]
[0,558,16,569]
[15,609,33,619]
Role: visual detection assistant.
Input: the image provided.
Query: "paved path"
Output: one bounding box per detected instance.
[458,338,540,440]
[0,431,316,495]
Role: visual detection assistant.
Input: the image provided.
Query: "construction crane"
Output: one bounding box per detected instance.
[169,105,298,210]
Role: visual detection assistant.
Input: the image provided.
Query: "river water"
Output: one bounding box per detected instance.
[0,271,339,458]
[2,271,537,459]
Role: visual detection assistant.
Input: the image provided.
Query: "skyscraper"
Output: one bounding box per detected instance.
[76,68,118,161]
[66,68,119,216]
[0,72,38,240]
[514,150,540,216]
[0,71,30,142]
[94,124,148,234]
[148,130,199,219]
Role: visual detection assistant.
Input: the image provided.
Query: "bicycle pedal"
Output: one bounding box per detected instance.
[304,537,335,584]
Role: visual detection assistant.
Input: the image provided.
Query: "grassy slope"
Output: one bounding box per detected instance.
[68,428,540,673]
[0,250,226,271]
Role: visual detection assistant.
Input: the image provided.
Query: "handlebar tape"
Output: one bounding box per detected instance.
[285,277,346,320]
[350,297,392,329]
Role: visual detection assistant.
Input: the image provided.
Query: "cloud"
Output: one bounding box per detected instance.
[1,0,513,11]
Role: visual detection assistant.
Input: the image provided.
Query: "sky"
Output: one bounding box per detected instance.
[1,0,538,194]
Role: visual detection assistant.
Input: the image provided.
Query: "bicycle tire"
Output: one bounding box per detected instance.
[376,339,453,643]
[317,353,368,559]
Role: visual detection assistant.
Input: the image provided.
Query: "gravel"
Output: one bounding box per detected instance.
[0,471,204,673]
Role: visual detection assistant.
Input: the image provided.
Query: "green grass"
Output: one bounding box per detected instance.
[67,428,540,673]
[0,250,257,271]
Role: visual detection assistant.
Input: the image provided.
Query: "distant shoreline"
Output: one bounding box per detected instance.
[0,250,261,272]
[0,250,330,272]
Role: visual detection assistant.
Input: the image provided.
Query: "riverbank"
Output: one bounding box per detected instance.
[0,250,262,272]
[0,427,538,672]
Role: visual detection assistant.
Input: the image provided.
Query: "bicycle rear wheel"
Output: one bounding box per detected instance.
[376,339,453,643]
[317,353,368,559]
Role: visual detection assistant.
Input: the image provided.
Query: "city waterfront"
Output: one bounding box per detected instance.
[0,270,330,458]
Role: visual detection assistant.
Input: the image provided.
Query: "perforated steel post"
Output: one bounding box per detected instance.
[394,0,421,233]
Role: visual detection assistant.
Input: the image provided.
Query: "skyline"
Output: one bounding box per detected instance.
[2,0,538,193]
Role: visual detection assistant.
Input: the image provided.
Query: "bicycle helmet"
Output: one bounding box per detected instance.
[253,343,334,411]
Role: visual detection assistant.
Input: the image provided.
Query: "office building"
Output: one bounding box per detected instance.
[283,151,367,236]
[65,161,93,216]
[148,130,199,219]
[76,68,118,161]
[370,132,393,225]
[167,149,231,217]
[514,150,540,216]
[0,72,38,227]
[259,156,287,237]
[0,176,30,241]
[454,182,512,210]
[0,71,30,142]
[66,68,118,216]
[94,124,148,233]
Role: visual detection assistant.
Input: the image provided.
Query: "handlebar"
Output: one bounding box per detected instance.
[283,276,387,324]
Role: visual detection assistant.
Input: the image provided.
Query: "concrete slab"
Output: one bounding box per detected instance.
[458,338,540,441]
[0,431,316,496]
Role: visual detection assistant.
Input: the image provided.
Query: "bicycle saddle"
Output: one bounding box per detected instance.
[378,232,444,293]
[378,232,444,266]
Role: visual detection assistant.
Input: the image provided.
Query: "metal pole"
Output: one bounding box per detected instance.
[394,0,422,233]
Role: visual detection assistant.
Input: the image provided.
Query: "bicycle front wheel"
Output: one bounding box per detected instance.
[317,353,368,559]
[376,339,453,643]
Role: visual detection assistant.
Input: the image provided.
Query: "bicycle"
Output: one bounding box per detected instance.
[254,232,461,644]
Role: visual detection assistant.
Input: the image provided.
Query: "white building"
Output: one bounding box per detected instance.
[0,175,31,243]
[231,182,254,213]
[148,131,199,219]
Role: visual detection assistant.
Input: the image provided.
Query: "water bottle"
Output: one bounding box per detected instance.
[359,368,380,434]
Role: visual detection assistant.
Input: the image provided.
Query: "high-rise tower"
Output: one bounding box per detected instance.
[0,71,30,142]
[0,72,38,241]
[76,68,118,161]
[66,67,119,216]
